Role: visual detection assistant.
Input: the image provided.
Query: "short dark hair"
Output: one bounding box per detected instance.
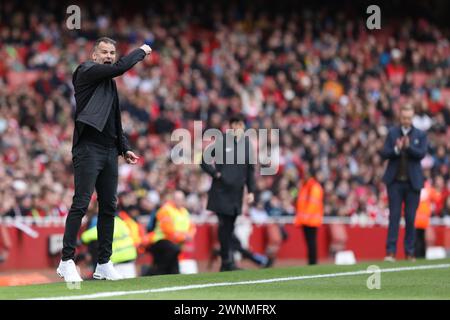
[308,166,317,178]
[94,37,116,49]
[229,113,245,125]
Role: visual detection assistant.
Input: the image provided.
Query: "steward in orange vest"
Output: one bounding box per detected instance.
[143,191,195,276]
[118,211,147,254]
[414,180,437,258]
[414,181,436,230]
[295,168,324,265]
[295,177,324,228]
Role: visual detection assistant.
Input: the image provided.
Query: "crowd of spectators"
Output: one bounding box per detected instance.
[0,1,449,226]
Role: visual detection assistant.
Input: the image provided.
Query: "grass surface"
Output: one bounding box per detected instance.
[1,258,449,300]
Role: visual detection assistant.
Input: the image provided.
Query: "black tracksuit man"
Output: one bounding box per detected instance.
[201,130,256,271]
[61,47,147,264]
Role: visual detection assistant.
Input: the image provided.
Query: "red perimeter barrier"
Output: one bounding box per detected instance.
[1,224,449,271]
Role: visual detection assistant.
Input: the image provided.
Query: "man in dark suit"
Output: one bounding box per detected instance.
[57,37,152,282]
[381,104,428,262]
[201,114,256,271]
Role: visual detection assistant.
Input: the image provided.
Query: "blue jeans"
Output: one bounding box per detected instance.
[386,181,420,256]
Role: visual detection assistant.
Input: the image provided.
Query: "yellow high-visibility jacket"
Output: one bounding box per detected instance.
[81,216,137,264]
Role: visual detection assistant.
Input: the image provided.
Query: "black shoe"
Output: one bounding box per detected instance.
[220,263,242,272]
[212,248,220,257]
[262,257,274,268]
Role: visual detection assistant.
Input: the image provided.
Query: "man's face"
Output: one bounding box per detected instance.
[92,41,116,64]
[400,109,414,128]
[173,191,185,208]
[231,121,245,137]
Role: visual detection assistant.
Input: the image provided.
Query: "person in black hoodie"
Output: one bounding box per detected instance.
[200,114,256,271]
[57,37,152,282]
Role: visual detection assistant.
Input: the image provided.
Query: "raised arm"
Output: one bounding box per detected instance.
[76,45,151,85]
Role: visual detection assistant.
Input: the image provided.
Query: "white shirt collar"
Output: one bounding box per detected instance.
[401,126,411,135]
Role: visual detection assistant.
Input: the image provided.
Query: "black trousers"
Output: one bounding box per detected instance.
[148,240,181,275]
[302,226,318,265]
[230,234,255,263]
[415,228,426,258]
[217,214,238,268]
[386,181,420,256]
[62,141,119,264]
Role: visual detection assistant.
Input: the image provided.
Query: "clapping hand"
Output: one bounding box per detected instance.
[395,138,404,150]
[403,136,410,148]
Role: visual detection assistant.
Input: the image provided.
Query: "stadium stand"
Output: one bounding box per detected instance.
[0,0,449,274]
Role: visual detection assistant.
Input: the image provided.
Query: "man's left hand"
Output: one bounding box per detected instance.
[125,151,139,164]
[247,192,255,204]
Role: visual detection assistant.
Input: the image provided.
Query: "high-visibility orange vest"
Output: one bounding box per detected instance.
[146,202,196,245]
[118,211,146,253]
[415,182,435,229]
[295,178,324,227]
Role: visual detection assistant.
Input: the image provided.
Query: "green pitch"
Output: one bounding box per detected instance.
[1,259,449,300]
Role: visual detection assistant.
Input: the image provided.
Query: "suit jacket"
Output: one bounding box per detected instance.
[72,48,146,156]
[380,125,428,191]
[200,133,256,216]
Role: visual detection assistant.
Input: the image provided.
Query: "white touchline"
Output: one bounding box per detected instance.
[28,263,450,300]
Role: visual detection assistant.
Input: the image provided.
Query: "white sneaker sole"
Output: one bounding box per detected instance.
[93,273,107,280]
[93,273,122,281]
[56,268,83,282]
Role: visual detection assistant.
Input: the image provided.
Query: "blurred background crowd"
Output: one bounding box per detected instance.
[0,0,449,226]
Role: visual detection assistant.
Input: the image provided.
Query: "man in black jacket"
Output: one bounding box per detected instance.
[57,37,152,282]
[200,114,256,271]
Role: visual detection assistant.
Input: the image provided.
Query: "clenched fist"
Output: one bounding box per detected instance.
[140,44,152,55]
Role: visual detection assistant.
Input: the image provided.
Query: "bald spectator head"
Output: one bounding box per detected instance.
[172,190,186,209]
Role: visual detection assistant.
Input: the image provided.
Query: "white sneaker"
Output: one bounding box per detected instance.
[56,260,83,282]
[384,256,396,262]
[93,261,123,281]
